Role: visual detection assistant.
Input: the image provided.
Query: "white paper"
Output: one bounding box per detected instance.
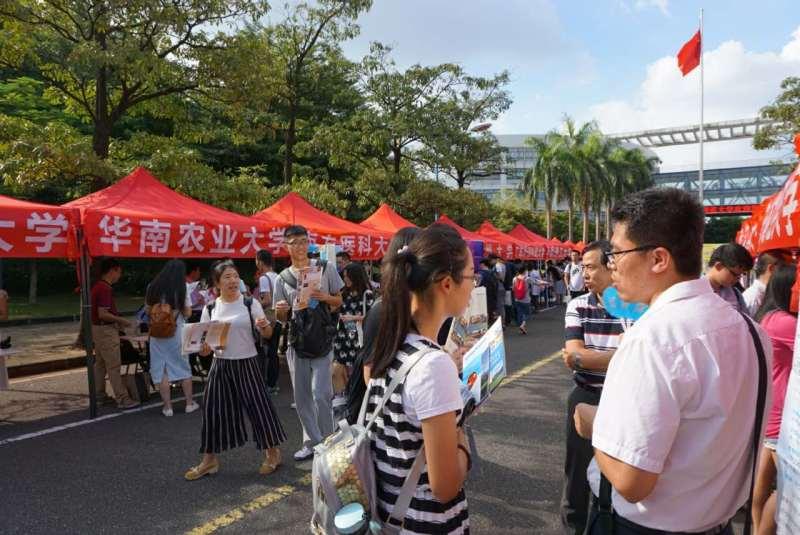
[294,265,322,311]
[182,321,230,354]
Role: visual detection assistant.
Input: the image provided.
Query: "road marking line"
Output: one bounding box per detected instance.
[0,392,204,447]
[184,351,561,534]
[502,350,561,386]
[186,474,313,535]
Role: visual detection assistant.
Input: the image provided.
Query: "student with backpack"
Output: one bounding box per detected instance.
[184,260,286,481]
[273,225,344,462]
[365,223,472,533]
[146,259,197,417]
[512,265,532,335]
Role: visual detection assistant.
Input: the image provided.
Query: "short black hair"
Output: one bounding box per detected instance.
[185,260,202,274]
[256,249,273,267]
[611,188,704,277]
[99,257,121,276]
[479,259,490,268]
[284,225,307,239]
[336,251,351,261]
[583,240,611,257]
[754,251,783,277]
[709,243,754,271]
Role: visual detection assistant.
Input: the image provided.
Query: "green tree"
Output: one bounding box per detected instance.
[315,43,463,175]
[418,72,512,188]
[704,217,745,243]
[754,76,800,155]
[0,0,268,189]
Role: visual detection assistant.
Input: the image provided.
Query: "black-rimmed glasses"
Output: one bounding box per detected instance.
[603,245,660,267]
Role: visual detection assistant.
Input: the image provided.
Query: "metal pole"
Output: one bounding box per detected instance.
[699,9,705,205]
[78,230,97,418]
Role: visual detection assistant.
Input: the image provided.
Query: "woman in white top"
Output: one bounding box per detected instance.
[184,260,286,481]
[365,224,473,534]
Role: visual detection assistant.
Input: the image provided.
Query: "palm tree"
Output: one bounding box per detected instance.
[603,147,659,237]
[523,134,559,238]
[557,117,599,244]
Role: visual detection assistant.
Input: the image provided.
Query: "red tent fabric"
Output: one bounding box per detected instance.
[65,167,281,258]
[475,221,545,260]
[736,162,800,254]
[436,214,495,247]
[361,203,418,234]
[0,195,79,258]
[253,192,391,260]
[574,241,586,252]
[508,224,568,259]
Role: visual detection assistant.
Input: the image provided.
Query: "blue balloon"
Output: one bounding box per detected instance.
[307,243,319,254]
[602,286,649,321]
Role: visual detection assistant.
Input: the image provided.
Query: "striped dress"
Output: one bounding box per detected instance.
[366,339,469,534]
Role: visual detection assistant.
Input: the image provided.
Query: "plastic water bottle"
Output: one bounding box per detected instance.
[334,503,368,534]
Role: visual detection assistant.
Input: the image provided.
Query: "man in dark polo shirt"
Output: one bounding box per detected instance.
[91,258,138,409]
[560,240,631,534]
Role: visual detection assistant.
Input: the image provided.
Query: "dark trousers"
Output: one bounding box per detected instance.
[264,323,282,388]
[585,508,733,535]
[570,290,587,299]
[561,385,602,535]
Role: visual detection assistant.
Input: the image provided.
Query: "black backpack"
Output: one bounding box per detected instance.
[503,262,515,291]
[279,261,337,359]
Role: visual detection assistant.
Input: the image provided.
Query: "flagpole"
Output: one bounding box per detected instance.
[699,8,704,205]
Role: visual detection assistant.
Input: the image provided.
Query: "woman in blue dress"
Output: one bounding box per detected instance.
[146,260,198,417]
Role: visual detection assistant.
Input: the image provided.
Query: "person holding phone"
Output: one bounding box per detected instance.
[185,260,286,481]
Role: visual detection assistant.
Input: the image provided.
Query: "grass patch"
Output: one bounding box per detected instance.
[7,292,144,320]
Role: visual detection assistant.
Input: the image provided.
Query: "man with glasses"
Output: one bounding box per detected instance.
[274,225,344,461]
[573,188,771,535]
[561,240,630,535]
[704,243,754,315]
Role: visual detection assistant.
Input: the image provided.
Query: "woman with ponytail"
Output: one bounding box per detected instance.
[365,223,474,534]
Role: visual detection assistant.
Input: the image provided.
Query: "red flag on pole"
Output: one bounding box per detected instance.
[677,30,702,76]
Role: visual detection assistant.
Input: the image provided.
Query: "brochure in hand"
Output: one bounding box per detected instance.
[182,321,231,354]
[294,264,322,311]
[444,286,489,357]
[459,317,507,418]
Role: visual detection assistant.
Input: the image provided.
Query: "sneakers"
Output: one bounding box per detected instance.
[290,402,296,410]
[185,402,200,414]
[293,446,314,461]
[118,398,141,410]
[162,406,174,417]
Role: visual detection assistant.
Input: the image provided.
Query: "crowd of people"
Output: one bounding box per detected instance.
[77,187,799,534]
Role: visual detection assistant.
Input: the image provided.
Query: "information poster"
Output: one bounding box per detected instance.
[460,317,506,408]
[776,319,800,534]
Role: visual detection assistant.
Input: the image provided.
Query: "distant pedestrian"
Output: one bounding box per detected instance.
[705,243,754,315]
[91,258,139,409]
[334,262,375,369]
[512,265,532,334]
[146,259,197,417]
[743,251,783,317]
[185,260,285,481]
[273,225,343,462]
[255,249,280,393]
[336,251,351,274]
[565,250,586,299]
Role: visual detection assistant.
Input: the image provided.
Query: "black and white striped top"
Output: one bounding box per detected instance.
[366,338,469,534]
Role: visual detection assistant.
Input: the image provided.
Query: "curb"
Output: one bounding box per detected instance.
[8,355,89,379]
[2,309,140,327]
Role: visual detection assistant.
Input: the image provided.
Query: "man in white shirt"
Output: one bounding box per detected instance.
[256,249,281,394]
[704,243,753,315]
[574,188,771,534]
[742,251,782,317]
[564,250,586,299]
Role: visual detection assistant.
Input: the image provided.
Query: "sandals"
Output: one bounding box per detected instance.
[259,449,282,475]
[184,460,219,481]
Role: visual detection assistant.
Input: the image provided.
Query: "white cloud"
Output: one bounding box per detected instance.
[634,0,670,15]
[587,26,800,166]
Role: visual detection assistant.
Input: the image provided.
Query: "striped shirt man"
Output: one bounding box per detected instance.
[565,292,630,388]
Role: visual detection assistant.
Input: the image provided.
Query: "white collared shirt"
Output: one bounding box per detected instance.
[587,278,772,532]
[742,278,767,317]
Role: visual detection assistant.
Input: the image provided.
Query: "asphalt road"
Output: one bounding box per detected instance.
[0,307,572,535]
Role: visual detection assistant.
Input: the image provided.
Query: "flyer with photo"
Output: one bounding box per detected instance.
[294,265,322,311]
[444,286,489,356]
[460,317,507,409]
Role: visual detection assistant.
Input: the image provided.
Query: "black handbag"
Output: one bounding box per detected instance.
[586,312,768,535]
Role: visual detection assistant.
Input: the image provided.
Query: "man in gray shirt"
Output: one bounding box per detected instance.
[274,225,344,461]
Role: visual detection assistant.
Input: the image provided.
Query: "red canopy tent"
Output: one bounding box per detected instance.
[474,220,545,260]
[0,195,79,259]
[64,167,281,258]
[436,214,494,247]
[508,224,568,259]
[361,203,418,234]
[253,192,391,260]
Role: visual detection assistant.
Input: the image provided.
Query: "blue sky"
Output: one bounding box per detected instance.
[336,0,800,168]
[269,1,800,169]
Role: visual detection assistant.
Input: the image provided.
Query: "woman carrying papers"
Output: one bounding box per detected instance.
[365,224,473,534]
[185,260,286,481]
